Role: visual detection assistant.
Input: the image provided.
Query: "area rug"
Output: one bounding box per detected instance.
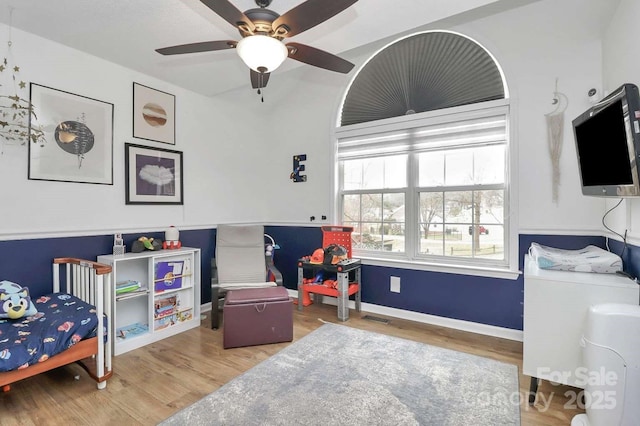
[161,323,520,425]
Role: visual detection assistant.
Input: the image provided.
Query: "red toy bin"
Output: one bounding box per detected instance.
[321,225,353,258]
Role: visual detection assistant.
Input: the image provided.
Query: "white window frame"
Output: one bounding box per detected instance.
[334,99,519,279]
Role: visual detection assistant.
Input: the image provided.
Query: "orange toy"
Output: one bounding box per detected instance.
[323,279,338,289]
[293,288,313,306]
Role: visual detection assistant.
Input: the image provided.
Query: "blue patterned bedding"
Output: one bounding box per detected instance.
[0,293,101,372]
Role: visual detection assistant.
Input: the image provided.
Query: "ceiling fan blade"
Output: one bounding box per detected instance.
[250,69,271,89]
[272,0,358,38]
[286,42,354,74]
[200,0,255,33]
[156,40,236,55]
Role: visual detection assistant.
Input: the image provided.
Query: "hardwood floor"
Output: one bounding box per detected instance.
[1,303,583,425]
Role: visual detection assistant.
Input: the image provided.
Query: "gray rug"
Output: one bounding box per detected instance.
[161,323,520,425]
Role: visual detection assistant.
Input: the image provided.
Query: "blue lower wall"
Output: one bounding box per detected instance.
[608,238,640,279]
[0,230,215,303]
[2,226,632,332]
[359,265,523,329]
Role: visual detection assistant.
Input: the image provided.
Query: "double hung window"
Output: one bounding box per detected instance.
[336,101,509,268]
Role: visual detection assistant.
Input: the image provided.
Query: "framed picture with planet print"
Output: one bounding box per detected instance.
[132,82,175,145]
[125,143,183,205]
[28,83,114,184]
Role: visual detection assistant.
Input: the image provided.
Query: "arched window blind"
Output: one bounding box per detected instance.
[335,30,512,270]
[340,31,506,127]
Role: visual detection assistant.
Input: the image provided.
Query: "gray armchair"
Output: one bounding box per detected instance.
[211,224,283,329]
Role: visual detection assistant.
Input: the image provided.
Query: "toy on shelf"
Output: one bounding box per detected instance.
[113,233,125,256]
[163,225,182,249]
[323,244,348,265]
[131,236,162,253]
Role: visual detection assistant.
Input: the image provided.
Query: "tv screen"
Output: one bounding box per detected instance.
[572,83,640,197]
[574,99,633,186]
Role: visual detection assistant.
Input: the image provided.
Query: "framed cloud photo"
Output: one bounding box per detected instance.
[125,143,183,205]
[28,83,114,185]
[132,82,175,145]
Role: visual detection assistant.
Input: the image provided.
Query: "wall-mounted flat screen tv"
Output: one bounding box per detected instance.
[572,83,640,197]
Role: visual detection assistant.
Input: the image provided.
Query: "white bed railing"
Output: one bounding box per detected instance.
[53,258,113,389]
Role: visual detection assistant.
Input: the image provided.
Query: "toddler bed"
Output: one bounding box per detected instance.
[0,257,113,391]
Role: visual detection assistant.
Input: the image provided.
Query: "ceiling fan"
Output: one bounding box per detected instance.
[156,0,358,95]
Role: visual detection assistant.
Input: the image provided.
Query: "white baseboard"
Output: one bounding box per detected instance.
[201,289,523,342]
[287,289,522,342]
[359,303,522,341]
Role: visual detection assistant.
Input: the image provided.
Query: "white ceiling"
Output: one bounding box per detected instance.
[0,0,606,97]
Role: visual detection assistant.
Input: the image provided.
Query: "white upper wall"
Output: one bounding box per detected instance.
[260,0,610,234]
[467,0,608,233]
[0,0,621,239]
[0,26,270,239]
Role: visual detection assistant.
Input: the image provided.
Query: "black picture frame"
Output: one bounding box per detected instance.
[125,143,183,205]
[132,82,176,145]
[28,83,114,184]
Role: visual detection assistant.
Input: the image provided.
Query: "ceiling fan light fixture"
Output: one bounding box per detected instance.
[236,35,288,73]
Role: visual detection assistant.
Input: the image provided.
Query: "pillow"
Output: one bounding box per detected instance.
[0,280,38,319]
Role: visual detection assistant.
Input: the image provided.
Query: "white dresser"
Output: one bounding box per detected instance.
[523,254,639,401]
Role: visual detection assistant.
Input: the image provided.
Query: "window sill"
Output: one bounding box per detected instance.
[358,256,521,280]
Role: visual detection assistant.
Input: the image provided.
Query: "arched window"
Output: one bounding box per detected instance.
[335,31,511,270]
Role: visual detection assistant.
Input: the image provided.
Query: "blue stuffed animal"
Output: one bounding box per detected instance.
[0,280,38,320]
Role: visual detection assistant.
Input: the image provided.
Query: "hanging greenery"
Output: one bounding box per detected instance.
[0,54,45,147]
[0,7,46,150]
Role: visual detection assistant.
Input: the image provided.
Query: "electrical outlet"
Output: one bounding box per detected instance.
[390,276,400,293]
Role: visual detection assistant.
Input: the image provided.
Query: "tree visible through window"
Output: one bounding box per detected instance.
[336,30,509,268]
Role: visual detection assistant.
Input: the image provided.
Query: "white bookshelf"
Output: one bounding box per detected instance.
[98,247,201,355]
